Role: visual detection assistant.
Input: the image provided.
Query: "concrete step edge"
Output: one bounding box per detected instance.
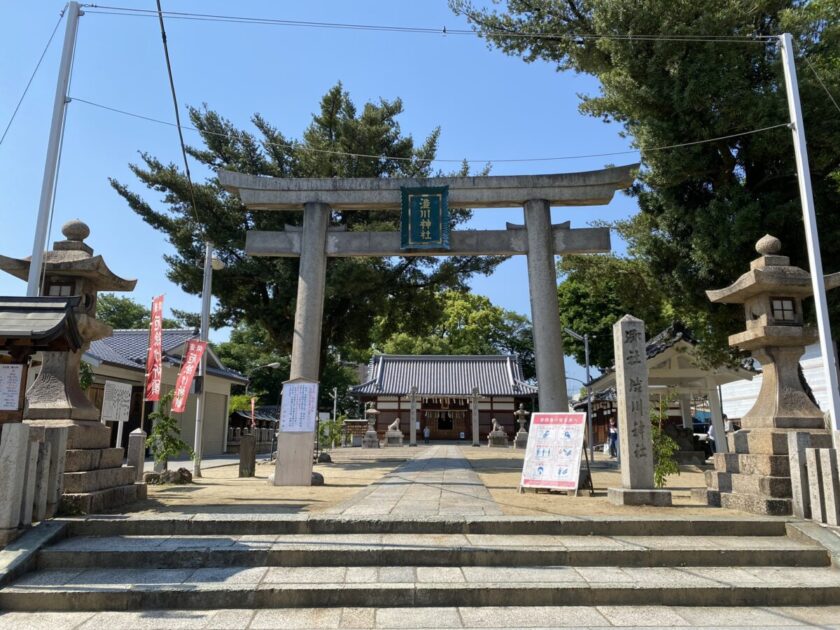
[61,517,790,537]
[36,546,831,569]
[3,582,840,611]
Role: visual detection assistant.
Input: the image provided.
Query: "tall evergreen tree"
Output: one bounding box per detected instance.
[111,84,501,373]
[453,0,840,358]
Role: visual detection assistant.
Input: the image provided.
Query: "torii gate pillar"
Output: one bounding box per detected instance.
[524,199,568,411]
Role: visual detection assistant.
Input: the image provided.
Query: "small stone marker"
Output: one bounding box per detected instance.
[788,432,812,519]
[239,434,256,478]
[20,438,39,526]
[806,448,825,523]
[0,423,29,531]
[819,448,840,526]
[33,441,51,522]
[43,426,68,519]
[126,428,147,483]
[607,315,672,506]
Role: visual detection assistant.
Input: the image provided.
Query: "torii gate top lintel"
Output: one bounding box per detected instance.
[217,163,638,210]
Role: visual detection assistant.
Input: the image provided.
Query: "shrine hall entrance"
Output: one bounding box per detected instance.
[422,398,471,441]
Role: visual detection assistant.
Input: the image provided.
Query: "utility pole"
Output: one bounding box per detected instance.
[779,33,840,439]
[27,2,82,296]
[194,241,218,477]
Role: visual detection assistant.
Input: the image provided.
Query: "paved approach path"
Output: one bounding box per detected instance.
[322,445,501,516]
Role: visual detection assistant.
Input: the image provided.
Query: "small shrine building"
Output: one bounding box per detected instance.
[351,355,537,441]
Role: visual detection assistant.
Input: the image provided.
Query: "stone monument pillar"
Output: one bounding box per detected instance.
[470,388,480,447]
[0,220,147,514]
[409,387,418,447]
[607,315,672,506]
[704,235,834,515]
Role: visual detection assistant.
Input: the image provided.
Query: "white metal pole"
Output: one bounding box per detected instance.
[27,2,82,296]
[779,33,840,437]
[584,334,594,460]
[193,241,213,477]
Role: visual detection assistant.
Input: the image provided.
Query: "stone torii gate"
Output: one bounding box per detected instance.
[219,164,636,485]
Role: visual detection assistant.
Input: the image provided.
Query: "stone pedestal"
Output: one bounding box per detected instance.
[385,430,404,447]
[0,424,29,541]
[704,428,832,516]
[26,419,146,514]
[608,488,673,506]
[362,430,380,449]
[514,429,529,449]
[239,434,256,478]
[488,430,509,448]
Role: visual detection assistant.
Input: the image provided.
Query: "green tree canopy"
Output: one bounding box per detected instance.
[111,83,502,381]
[453,0,840,359]
[96,294,179,330]
[557,254,670,370]
[374,290,536,379]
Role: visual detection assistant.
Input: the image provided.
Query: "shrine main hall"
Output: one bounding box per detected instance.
[351,354,536,441]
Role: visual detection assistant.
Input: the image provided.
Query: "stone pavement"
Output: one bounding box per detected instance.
[2,605,840,629]
[322,445,501,516]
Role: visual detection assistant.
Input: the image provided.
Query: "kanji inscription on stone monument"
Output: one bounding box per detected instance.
[614,315,653,487]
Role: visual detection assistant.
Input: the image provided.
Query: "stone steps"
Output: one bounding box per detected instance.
[3,565,840,610]
[3,515,838,613]
[58,515,790,537]
[36,534,828,569]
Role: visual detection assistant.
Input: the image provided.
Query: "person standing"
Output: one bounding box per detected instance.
[423,425,431,445]
[608,418,618,458]
[707,421,716,454]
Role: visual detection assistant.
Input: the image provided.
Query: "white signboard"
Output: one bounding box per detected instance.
[279,380,319,433]
[0,364,23,411]
[520,412,586,491]
[101,380,133,424]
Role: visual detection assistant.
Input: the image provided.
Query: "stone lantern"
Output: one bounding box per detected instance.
[703,234,834,514]
[0,220,143,513]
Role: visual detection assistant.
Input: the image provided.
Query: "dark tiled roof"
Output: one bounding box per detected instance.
[86,329,246,383]
[351,354,537,397]
[0,296,82,349]
[645,322,696,360]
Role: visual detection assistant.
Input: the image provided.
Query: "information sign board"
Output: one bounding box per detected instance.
[0,364,24,411]
[101,380,133,424]
[520,412,586,491]
[279,380,319,433]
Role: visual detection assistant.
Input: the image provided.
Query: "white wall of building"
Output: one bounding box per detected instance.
[720,343,829,418]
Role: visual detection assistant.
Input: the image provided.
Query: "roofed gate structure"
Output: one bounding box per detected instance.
[219,164,636,485]
[351,354,537,443]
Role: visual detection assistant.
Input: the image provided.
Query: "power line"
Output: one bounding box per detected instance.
[68,96,790,165]
[802,53,840,117]
[0,8,66,147]
[154,0,201,228]
[81,5,774,44]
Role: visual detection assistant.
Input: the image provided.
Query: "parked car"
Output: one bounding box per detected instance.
[692,418,713,459]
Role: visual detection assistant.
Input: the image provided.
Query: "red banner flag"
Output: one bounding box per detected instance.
[144,295,165,401]
[250,397,256,429]
[170,339,207,413]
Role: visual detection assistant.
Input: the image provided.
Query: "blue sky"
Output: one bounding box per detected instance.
[0,1,639,384]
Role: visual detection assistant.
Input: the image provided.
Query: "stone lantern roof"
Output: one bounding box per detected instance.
[0,219,136,292]
[706,235,813,304]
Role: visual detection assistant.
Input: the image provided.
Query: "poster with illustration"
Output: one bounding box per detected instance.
[520,412,586,491]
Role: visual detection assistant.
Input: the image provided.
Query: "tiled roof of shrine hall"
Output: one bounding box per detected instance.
[85,329,247,383]
[351,355,537,397]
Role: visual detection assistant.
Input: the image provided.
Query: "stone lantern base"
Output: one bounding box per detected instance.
[704,427,832,515]
[25,419,146,514]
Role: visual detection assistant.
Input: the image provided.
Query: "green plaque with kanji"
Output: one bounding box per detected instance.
[400,186,450,251]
